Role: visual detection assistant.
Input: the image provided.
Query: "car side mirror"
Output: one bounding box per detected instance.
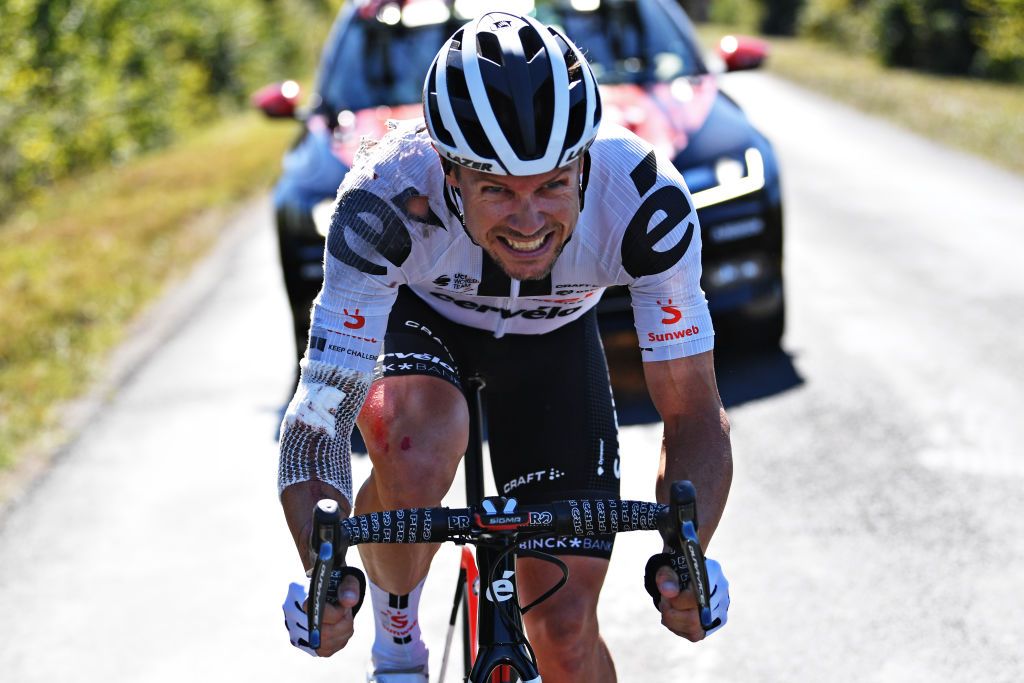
[717,35,769,72]
[251,81,302,119]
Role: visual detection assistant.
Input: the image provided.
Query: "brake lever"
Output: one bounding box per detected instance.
[668,481,720,632]
[308,499,342,649]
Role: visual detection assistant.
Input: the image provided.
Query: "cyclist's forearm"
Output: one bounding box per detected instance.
[659,406,733,549]
[277,359,372,569]
[281,480,351,571]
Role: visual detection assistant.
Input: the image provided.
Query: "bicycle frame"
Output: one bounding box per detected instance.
[306,377,718,682]
[453,375,535,682]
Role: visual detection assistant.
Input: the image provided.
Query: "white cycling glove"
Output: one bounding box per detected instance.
[644,554,730,636]
[703,558,730,635]
[283,568,367,656]
[283,581,318,656]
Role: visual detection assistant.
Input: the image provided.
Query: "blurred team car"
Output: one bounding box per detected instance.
[254,0,784,361]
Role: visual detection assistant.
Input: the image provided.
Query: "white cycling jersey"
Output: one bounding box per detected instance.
[308,118,713,376]
[279,119,713,505]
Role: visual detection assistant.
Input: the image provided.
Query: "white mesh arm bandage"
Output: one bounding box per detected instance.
[277,359,371,507]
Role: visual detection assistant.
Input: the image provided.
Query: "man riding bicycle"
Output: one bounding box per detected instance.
[279,11,732,682]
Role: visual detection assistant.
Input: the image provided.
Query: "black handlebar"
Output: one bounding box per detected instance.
[325,498,667,548]
[306,481,718,646]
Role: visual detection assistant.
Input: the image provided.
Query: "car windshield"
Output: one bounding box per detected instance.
[317,0,704,112]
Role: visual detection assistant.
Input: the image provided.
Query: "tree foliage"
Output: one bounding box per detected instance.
[798,0,877,53]
[760,0,804,35]
[967,0,1024,79]
[0,0,339,216]
[874,0,980,73]
[776,0,1024,80]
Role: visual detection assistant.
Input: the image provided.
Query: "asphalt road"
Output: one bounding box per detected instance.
[2,71,1023,682]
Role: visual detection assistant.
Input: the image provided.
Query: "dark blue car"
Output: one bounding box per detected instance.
[255,0,784,361]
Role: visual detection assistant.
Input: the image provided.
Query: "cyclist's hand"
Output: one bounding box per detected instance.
[311,570,363,656]
[650,557,730,641]
[655,564,704,641]
[282,573,364,657]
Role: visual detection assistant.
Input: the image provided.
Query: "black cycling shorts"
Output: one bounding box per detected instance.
[371,286,621,559]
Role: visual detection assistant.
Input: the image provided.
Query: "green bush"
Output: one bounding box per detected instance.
[709,0,764,31]
[0,0,337,217]
[798,0,876,53]
[792,0,1024,81]
[968,0,1024,80]
[875,0,980,73]
[760,0,805,34]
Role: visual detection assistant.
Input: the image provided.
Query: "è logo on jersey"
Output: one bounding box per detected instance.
[342,308,365,329]
[621,151,695,278]
[658,299,683,325]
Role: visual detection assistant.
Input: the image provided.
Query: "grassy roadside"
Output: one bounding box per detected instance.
[0,112,296,468]
[697,23,1024,175]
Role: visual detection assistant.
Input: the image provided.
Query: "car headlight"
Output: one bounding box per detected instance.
[707,256,768,288]
[691,147,765,210]
[312,198,335,238]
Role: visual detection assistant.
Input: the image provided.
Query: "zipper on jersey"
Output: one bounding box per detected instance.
[493,279,520,339]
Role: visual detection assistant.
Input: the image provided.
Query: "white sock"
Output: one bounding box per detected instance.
[368,578,429,673]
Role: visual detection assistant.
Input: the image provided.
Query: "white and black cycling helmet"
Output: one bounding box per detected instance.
[423,12,601,176]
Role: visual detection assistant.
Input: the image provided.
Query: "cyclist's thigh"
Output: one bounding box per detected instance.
[477,309,621,560]
[357,287,468,472]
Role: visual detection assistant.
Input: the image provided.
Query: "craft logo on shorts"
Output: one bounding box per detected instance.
[502,468,565,494]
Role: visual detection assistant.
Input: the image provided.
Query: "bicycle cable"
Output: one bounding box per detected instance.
[486,534,570,667]
[514,547,569,615]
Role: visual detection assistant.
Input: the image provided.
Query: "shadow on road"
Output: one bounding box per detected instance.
[602,330,804,426]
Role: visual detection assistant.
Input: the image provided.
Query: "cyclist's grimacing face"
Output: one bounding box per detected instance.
[449,160,582,281]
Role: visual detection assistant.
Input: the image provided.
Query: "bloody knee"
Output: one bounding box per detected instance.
[357,376,467,506]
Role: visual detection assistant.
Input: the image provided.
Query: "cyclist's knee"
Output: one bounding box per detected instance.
[520,557,608,669]
[357,376,467,501]
[528,596,601,670]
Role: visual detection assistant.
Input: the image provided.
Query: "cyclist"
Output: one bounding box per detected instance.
[280,11,732,682]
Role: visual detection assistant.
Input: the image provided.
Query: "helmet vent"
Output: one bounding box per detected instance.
[519,26,545,61]
[425,62,455,148]
[477,32,503,66]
